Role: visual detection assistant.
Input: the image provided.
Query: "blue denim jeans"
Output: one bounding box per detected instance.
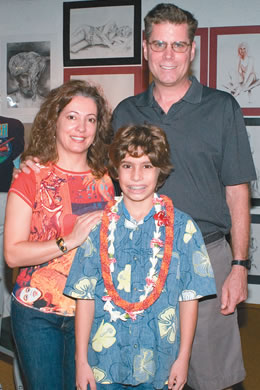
[11,297,76,390]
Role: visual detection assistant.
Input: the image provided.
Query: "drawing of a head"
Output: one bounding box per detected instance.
[9,51,49,100]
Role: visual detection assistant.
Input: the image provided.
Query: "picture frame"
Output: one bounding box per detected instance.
[190,28,208,86]
[64,66,145,110]
[209,26,260,116]
[245,118,260,206]
[0,34,61,123]
[63,0,141,67]
[249,211,260,285]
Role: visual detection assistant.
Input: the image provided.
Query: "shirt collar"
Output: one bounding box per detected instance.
[117,198,155,225]
[135,75,203,107]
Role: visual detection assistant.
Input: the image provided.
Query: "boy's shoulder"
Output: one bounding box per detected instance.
[174,206,196,227]
[173,206,202,241]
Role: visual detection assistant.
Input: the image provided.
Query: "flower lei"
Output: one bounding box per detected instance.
[100,194,174,320]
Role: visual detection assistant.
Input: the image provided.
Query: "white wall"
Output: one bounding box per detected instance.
[142,0,260,27]
[0,0,259,303]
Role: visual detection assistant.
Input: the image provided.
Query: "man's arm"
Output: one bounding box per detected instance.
[168,300,198,390]
[221,183,250,315]
[75,299,96,390]
[13,156,41,180]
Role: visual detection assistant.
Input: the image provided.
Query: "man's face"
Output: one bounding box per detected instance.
[143,22,195,89]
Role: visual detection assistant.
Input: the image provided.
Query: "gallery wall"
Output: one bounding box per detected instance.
[0,0,260,303]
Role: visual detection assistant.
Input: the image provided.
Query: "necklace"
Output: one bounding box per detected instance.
[100,194,174,319]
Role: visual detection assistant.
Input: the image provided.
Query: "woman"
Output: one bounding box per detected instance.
[4,80,115,390]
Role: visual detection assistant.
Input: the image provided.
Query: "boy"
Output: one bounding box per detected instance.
[64,124,216,390]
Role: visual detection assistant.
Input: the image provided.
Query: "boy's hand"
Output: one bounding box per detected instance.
[13,156,40,179]
[168,356,188,390]
[76,360,96,390]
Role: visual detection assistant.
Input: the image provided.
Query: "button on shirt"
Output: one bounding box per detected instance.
[64,200,216,388]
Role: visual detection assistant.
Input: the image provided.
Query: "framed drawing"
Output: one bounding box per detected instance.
[249,212,260,285]
[209,26,260,116]
[63,0,141,67]
[190,28,208,86]
[64,67,145,110]
[245,118,260,206]
[0,34,59,123]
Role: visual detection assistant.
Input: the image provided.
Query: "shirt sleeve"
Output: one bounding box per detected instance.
[8,170,36,208]
[64,227,101,299]
[221,97,256,185]
[178,217,217,301]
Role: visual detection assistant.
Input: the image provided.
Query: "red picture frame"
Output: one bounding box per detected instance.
[209,26,260,116]
[192,28,208,86]
[64,66,147,109]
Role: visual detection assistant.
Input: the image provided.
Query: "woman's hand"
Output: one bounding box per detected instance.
[66,210,103,250]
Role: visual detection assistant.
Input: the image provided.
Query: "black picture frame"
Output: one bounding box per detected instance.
[63,0,141,67]
[245,118,260,207]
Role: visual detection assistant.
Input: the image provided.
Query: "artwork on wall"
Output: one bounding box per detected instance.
[6,41,50,109]
[249,211,260,285]
[64,67,145,110]
[0,34,59,123]
[63,0,141,67]
[190,28,208,86]
[245,118,260,205]
[209,26,260,116]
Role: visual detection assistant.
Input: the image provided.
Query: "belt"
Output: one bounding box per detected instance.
[203,231,224,245]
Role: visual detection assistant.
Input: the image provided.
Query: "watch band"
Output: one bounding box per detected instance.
[231,260,251,270]
[56,237,68,254]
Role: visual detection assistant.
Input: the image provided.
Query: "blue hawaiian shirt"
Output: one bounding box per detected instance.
[64,199,216,389]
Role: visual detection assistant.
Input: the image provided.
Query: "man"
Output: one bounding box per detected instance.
[112,3,256,390]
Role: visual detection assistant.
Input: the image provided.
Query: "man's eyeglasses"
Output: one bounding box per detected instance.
[148,40,192,53]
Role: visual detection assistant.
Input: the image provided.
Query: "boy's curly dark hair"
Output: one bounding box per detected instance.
[108,124,173,189]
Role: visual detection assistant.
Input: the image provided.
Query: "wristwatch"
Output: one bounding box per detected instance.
[231,259,251,270]
[56,237,68,254]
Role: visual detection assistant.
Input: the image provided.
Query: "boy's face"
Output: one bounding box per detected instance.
[118,150,160,217]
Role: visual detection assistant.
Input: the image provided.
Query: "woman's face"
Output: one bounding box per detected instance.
[20,287,41,304]
[55,95,98,160]
[238,44,247,59]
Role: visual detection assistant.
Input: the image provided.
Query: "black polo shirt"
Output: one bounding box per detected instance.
[112,77,256,234]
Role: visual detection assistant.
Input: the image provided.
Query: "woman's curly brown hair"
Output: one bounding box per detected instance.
[22,79,113,178]
[108,124,173,189]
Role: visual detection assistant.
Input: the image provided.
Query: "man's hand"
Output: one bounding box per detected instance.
[221,265,248,315]
[13,156,40,179]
